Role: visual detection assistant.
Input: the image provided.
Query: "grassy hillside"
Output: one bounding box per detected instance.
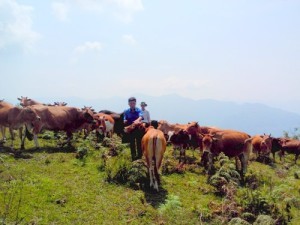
[0,133,300,224]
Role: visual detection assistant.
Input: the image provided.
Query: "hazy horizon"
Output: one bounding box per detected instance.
[1,1,300,114]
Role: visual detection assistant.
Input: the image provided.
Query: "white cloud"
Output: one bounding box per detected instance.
[74,41,103,54]
[52,2,69,21]
[122,34,136,45]
[71,41,103,63]
[51,0,144,23]
[111,0,144,23]
[0,0,40,51]
[116,76,210,99]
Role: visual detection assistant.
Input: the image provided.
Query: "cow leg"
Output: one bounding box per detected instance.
[33,134,40,149]
[272,151,276,162]
[9,128,14,149]
[207,152,213,174]
[295,154,299,164]
[20,127,26,150]
[153,157,159,191]
[0,126,6,141]
[279,150,285,163]
[239,154,247,176]
[148,164,154,189]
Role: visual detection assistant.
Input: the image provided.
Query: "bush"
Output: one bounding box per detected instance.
[228,217,250,225]
[75,146,88,159]
[253,215,275,225]
[208,153,240,195]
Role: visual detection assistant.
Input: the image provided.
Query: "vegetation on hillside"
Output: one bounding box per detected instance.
[0,132,300,224]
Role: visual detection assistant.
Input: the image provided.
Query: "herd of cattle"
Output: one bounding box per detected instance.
[1,97,300,190]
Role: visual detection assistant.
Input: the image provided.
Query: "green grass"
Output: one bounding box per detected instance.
[0,133,300,224]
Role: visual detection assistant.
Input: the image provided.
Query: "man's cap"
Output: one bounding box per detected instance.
[128,97,136,102]
[140,102,147,106]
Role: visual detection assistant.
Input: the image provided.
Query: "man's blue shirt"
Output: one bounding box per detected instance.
[123,107,143,125]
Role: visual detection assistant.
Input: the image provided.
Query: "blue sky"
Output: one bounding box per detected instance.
[1,0,300,113]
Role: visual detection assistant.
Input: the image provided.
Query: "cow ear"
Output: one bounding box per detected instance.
[17,98,21,100]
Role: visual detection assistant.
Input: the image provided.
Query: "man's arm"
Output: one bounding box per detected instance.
[123,110,128,124]
[133,109,143,124]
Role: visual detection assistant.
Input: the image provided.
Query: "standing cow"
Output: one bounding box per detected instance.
[26,105,95,148]
[0,100,41,149]
[200,130,252,176]
[124,123,166,191]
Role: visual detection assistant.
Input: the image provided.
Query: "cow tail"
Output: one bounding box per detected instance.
[153,136,160,184]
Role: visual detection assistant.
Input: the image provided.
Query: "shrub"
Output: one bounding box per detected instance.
[228,217,250,225]
[253,215,275,225]
[208,153,240,195]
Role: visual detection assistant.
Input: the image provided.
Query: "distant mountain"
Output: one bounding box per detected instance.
[6,94,300,136]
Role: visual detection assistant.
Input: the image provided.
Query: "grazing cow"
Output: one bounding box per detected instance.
[185,122,221,162]
[79,106,97,138]
[279,139,300,164]
[251,134,272,157]
[17,96,43,107]
[0,101,41,149]
[98,110,125,138]
[270,138,283,161]
[94,113,115,138]
[201,130,252,175]
[169,129,190,163]
[157,120,189,142]
[125,124,166,191]
[27,105,95,148]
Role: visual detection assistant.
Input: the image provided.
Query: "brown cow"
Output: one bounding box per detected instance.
[0,101,41,149]
[94,113,115,138]
[157,120,188,142]
[279,138,300,164]
[201,130,252,175]
[251,134,272,158]
[79,106,97,138]
[125,124,166,191]
[17,96,43,107]
[27,105,95,148]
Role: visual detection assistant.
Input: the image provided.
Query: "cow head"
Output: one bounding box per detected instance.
[20,107,41,127]
[260,134,272,155]
[124,123,145,133]
[202,133,216,153]
[82,106,95,114]
[82,108,96,124]
[157,120,168,132]
[97,115,107,132]
[18,96,31,107]
[186,122,200,136]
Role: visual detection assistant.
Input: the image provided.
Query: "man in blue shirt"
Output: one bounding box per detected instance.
[124,97,143,161]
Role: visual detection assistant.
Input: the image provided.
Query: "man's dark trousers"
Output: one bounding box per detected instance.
[129,129,143,161]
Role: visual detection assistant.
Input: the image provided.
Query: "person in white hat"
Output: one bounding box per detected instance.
[140,101,150,125]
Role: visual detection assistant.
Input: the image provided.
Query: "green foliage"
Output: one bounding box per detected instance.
[228,217,250,225]
[208,153,240,195]
[0,131,300,224]
[253,215,275,225]
[158,194,182,214]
